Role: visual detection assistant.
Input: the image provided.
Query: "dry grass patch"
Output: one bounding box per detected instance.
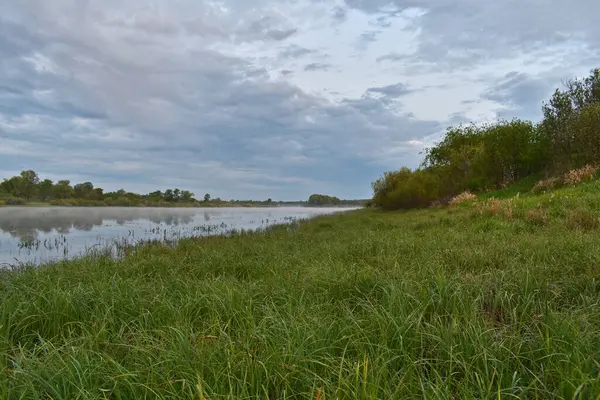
[532,177,561,194]
[566,208,600,231]
[532,164,598,194]
[474,198,511,218]
[563,164,598,185]
[526,208,549,226]
[449,191,477,206]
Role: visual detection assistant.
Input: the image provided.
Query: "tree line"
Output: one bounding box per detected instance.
[0,173,365,208]
[0,173,214,207]
[371,68,600,210]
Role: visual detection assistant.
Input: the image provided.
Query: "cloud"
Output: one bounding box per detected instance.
[1,0,599,201]
[304,63,332,72]
[367,83,413,98]
[279,44,315,60]
[376,52,406,63]
[331,6,348,22]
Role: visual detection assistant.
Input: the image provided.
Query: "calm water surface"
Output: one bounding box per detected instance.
[0,206,356,266]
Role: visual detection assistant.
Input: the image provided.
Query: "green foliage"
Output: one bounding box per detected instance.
[1,186,599,398]
[0,171,205,207]
[541,68,600,172]
[308,193,341,205]
[373,68,600,210]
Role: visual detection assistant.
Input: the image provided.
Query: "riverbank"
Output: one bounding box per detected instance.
[0,200,361,208]
[1,181,599,398]
[0,200,275,208]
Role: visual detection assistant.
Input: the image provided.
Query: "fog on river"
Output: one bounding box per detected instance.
[0,206,356,266]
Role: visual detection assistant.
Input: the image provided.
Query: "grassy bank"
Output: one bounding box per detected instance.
[1,181,599,398]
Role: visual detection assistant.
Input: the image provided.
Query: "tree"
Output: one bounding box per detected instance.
[17,170,39,200]
[91,187,104,201]
[180,190,194,202]
[39,179,54,201]
[54,180,73,199]
[0,176,20,197]
[74,182,94,199]
[541,67,600,171]
[204,193,211,202]
[308,194,341,206]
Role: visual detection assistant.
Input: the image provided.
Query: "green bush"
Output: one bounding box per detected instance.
[1,196,26,206]
[371,68,600,211]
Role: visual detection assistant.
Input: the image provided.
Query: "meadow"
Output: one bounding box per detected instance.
[1,177,599,399]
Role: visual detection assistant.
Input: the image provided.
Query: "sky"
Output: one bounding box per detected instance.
[1,0,599,201]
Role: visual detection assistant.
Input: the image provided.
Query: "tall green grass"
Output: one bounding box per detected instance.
[1,182,599,398]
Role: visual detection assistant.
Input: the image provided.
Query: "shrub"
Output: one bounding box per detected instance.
[531,177,561,194]
[3,197,26,205]
[474,198,503,217]
[449,191,477,206]
[0,200,5,206]
[371,168,442,210]
[563,164,598,186]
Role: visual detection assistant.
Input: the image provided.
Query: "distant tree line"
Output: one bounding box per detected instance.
[0,173,213,207]
[372,68,600,210]
[306,194,367,206]
[308,194,341,206]
[0,173,366,208]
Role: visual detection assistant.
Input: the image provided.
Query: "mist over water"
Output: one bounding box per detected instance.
[0,207,355,266]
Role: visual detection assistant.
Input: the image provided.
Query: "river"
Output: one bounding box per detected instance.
[0,206,356,266]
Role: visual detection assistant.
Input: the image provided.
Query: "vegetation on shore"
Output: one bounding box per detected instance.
[0,173,364,208]
[307,194,367,207]
[372,68,600,210]
[0,174,269,208]
[1,175,599,398]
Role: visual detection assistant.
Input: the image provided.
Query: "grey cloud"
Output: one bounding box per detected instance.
[304,63,331,72]
[367,83,413,98]
[4,0,596,200]
[360,31,379,42]
[0,0,436,200]
[376,52,407,63]
[265,28,298,41]
[279,44,314,60]
[332,6,348,22]
[357,31,380,49]
[345,0,600,66]
[371,15,392,28]
[248,15,298,42]
[482,71,557,120]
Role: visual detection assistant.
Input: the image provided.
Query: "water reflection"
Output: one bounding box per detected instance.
[0,207,201,241]
[0,206,357,265]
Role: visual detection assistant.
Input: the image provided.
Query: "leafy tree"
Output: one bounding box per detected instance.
[308,194,341,205]
[53,180,73,199]
[74,182,94,199]
[180,190,194,202]
[541,67,600,171]
[38,179,54,201]
[204,193,211,202]
[16,170,40,200]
